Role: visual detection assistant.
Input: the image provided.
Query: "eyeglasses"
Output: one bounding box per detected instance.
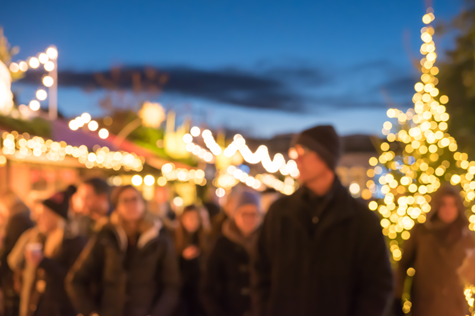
[118,196,141,205]
[288,145,312,160]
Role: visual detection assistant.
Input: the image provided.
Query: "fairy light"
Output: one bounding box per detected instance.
[367,8,475,275]
[29,100,40,111]
[159,163,207,186]
[29,58,40,69]
[186,129,299,178]
[0,131,144,172]
[36,89,47,101]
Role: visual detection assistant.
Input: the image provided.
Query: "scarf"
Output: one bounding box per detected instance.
[222,219,259,255]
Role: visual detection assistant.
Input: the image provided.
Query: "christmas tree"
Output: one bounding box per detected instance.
[367,7,475,265]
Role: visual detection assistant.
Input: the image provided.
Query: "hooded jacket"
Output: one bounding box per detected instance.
[203,219,259,316]
[8,225,86,316]
[251,179,393,316]
[395,186,475,316]
[66,212,180,316]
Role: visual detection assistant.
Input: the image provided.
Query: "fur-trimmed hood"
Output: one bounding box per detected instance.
[108,212,163,252]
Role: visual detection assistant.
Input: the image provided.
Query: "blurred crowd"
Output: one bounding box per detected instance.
[0,178,280,316]
[0,124,473,316]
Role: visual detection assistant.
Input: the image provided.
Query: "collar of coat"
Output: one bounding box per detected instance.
[109,212,163,252]
[285,178,355,233]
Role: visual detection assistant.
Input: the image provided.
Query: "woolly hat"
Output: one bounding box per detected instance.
[42,189,74,220]
[292,125,341,170]
[234,191,261,213]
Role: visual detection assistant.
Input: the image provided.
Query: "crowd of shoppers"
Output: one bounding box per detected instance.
[0,124,472,316]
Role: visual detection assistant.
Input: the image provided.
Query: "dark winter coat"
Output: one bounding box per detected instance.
[203,220,258,316]
[35,236,86,316]
[252,179,393,316]
[7,226,86,316]
[66,214,180,316]
[0,206,34,309]
[395,223,474,316]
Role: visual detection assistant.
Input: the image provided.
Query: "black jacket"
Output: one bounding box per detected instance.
[35,236,87,316]
[66,218,180,316]
[252,179,393,316]
[0,208,34,296]
[203,235,253,316]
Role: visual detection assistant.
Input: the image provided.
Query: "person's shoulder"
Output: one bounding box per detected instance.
[266,194,293,216]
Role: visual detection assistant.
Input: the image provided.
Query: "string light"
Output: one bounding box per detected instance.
[42,76,54,87]
[29,58,40,69]
[36,89,47,101]
[29,100,40,111]
[98,128,109,139]
[0,132,144,172]
[187,129,299,178]
[367,8,475,277]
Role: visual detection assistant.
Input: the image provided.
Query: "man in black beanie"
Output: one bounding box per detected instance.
[251,125,393,316]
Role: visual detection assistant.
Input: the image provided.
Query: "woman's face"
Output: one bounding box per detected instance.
[116,188,145,222]
[37,205,60,233]
[439,195,459,224]
[182,210,200,233]
[234,204,261,235]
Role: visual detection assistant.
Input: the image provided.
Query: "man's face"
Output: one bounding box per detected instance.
[75,184,108,217]
[289,145,331,185]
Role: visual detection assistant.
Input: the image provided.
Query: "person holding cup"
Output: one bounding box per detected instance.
[7,189,86,316]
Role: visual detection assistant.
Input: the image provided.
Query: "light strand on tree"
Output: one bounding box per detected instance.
[367,8,475,269]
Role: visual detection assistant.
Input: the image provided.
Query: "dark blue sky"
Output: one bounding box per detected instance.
[1,0,465,137]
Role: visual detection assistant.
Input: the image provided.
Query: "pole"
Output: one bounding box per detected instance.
[49,46,58,120]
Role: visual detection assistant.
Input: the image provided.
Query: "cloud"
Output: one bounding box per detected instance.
[17,60,414,113]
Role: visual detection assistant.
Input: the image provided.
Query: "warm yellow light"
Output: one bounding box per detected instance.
[415,82,424,92]
[387,109,396,118]
[46,47,58,59]
[157,177,167,186]
[451,174,461,185]
[44,61,55,72]
[131,175,143,186]
[19,61,28,72]
[29,100,40,111]
[440,95,449,104]
[69,120,78,131]
[9,63,19,72]
[39,53,48,64]
[216,188,226,198]
[422,14,432,24]
[81,113,92,123]
[349,183,360,195]
[36,89,47,101]
[98,128,109,139]
[190,126,201,137]
[88,121,99,131]
[421,32,432,43]
[43,76,54,87]
[144,175,155,186]
[29,58,40,68]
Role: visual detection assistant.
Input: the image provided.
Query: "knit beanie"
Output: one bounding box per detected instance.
[234,191,261,213]
[42,190,72,220]
[292,125,341,170]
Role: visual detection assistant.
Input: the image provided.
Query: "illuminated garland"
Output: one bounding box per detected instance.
[0,131,144,171]
[9,47,58,114]
[184,127,300,178]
